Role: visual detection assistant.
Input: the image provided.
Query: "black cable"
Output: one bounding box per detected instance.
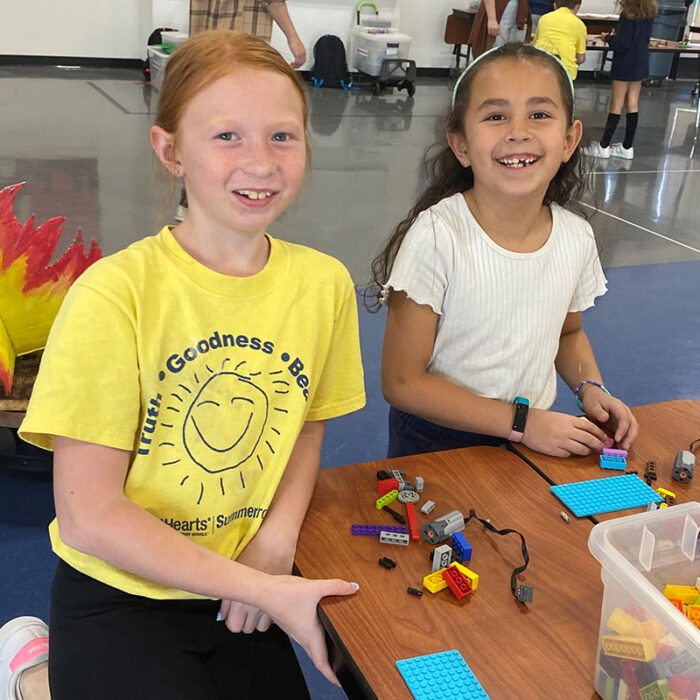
[689,438,700,453]
[463,509,533,603]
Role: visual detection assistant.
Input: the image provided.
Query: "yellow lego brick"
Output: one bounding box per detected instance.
[607,608,643,637]
[423,569,448,594]
[601,634,656,662]
[667,692,685,700]
[655,487,676,499]
[451,561,479,591]
[376,489,398,509]
[664,585,700,604]
[687,605,700,629]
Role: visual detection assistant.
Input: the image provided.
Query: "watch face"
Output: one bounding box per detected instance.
[513,402,529,432]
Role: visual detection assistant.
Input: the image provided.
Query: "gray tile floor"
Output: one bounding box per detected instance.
[2,67,698,281]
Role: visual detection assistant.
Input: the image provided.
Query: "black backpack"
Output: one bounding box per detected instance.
[310,35,351,89]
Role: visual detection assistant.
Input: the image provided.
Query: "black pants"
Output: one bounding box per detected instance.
[49,561,310,700]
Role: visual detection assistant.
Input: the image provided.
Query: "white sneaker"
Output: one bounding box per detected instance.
[609,143,634,159]
[583,142,610,159]
[0,617,49,700]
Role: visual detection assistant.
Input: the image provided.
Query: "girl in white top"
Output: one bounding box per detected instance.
[372,43,638,459]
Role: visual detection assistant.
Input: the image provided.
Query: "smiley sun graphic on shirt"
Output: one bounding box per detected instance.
[157,358,289,504]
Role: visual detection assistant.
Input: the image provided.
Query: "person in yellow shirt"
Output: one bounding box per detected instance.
[533,0,587,79]
[12,30,365,700]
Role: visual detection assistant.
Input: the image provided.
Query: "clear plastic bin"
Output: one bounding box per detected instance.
[588,503,700,700]
[352,30,412,77]
[147,46,171,93]
[160,30,188,48]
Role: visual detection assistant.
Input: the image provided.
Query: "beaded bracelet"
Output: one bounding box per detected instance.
[574,380,610,411]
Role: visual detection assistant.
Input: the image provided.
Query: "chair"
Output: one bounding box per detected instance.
[444,13,474,75]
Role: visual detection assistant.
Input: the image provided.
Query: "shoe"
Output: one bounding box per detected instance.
[0,617,49,700]
[583,142,610,158]
[609,143,634,159]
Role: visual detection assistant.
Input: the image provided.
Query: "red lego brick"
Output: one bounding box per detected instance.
[619,659,641,700]
[405,501,420,541]
[441,564,472,600]
[378,477,399,497]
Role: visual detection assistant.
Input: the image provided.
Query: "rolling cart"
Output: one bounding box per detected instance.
[352,1,416,96]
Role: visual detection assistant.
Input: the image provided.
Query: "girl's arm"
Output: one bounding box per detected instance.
[555,311,638,449]
[219,420,327,633]
[266,1,306,68]
[53,434,355,685]
[382,292,609,456]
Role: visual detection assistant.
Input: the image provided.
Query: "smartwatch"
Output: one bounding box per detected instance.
[508,396,529,443]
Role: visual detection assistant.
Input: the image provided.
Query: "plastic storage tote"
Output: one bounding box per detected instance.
[353,31,412,77]
[147,46,171,92]
[588,503,700,700]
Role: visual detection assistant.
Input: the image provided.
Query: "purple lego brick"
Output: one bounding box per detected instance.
[603,448,628,458]
[351,524,409,536]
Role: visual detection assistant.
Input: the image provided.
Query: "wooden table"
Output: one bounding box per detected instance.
[296,446,604,699]
[512,399,700,522]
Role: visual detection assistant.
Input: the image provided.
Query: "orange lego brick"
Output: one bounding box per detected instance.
[687,605,700,628]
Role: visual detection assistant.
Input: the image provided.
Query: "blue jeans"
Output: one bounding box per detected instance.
[387,406,506,458]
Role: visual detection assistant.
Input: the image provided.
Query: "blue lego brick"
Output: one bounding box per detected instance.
[396,649,490,700]
[550,474,663,518]
[451,531,472,562]
[351,524,408,536]
[599,454,627,470]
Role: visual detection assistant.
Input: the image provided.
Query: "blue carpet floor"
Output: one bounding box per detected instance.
[1,259,699,698]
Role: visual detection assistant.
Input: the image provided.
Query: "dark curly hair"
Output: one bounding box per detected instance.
[367,42,589,311]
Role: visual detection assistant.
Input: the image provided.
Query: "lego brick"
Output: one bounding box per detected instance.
[441,565,473,600]
[560,511,571,523]
[550,474,663,518]
[600,454,628,470]
[597,667,617,700]
[379,531,409,546]
[376,489,398,509]
[669,674,700,698]
[451,531,472,562]
[407,587,423,597]
[619,659,642,700]
[431,544,453,573]
[603,448,629,458]
[515,584,534,603]
[665,650,700,675]
[390,469,405,485]
[422,569,448,594]
[634,658,667,688]
[405,502,420,541]
[672,450,695,483]
[687,605,700,628]
[396,649,490,700]
[377,477,399,497]
[639,679,670,700]
[598,648,621,679]
[351,524,408,536]
[663,585,700,605]
[420,499,435,515]
[378,556,396,569]
[452,561,479,591]
[607,608,644,637]
[602,634,657,662]
[667,598,685,614]
[415,476,424,492]
[382,505,406,524]
[376,470,391,480]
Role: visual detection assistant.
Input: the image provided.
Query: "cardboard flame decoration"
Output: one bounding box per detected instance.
[0,182,102,394]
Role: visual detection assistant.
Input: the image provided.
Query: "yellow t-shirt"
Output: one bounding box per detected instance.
[533,7,587,80]
[20,228,365,599]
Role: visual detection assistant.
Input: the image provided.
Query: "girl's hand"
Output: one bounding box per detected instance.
[487,19,500,36]
[219,528,296,634]
[267,575,359,686]
[521,408,609,457]
[580,387,639,450]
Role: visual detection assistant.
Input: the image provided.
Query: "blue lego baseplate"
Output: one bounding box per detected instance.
[396,649,490,700]
[550,474,663,518]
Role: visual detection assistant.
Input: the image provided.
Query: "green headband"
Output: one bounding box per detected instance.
[451,45,575,112]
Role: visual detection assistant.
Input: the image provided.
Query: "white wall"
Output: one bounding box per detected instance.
[1,0,625,66]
